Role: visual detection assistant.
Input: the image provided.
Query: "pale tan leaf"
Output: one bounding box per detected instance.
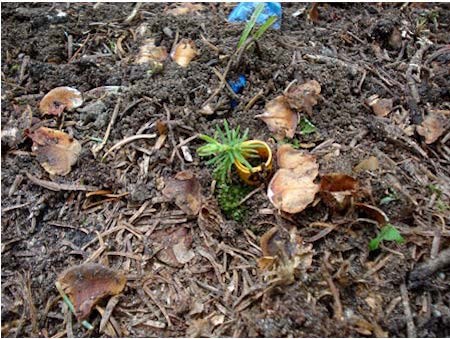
[256,95,297,140]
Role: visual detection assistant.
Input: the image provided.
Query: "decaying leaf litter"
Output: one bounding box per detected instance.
[1,2,450,338]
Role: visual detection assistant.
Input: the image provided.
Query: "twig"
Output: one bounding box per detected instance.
[99,295,120,333]
[304,54,361,75]
[322,264,343,321]
[245,88,264,111]
[400,283,417,338]
[237,184,264,206]
[92,98,122,157]
[200,34,220,53]
[26,173,99,192]
[406,38,433,104]
[67,35,73,61]
[68,34,91,63]
[102,134,157,160]
[409,247,450,288]
[124,2,142,23]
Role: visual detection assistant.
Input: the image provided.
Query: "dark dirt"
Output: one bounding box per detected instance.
[2,2,450,338]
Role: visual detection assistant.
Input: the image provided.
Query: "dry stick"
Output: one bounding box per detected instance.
[124,2,142,23]
[26,173,98,192]
[143,285,172,327]
[92,98,122,157]
[237,184,264,206]
[99,295,120,333]
[212,67,239,99]
[102,134,157,160]
[67,35,73,61]
[202,37,255,107]
[322,265,344,321]
[400,283,417,338]
[406,38,433,104]
[409,247,450,287]
[68,34,91,63]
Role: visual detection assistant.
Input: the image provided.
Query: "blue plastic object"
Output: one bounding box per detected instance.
[228,75,247,94]
[227,2,281,30]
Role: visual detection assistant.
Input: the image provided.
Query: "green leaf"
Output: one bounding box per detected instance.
[299,117,317,135]
[380,195,397,205]
[237,3,265,49]
[381,224,405,243]
[253,15,277,41]
[369,223,404,251]
[368,238,381,251]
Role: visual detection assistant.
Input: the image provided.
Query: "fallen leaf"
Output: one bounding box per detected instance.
[152,227,193,267]
[26,127,81,176]
[258,227,313,285]
[308,3,319,22]
[355,203,389,226]
[353,156,379,173]
[416,114,445,144]
[171,39,199,67]
[256,95,298,140]
[267,144,319,214]
[366,94,393,117]
[284,80,321,115]
[39,87,83,116]
[135,38,168,65]
[57,263,126,321]
[162,170,202,216]
[320,173,358,211]
[165,3,205,16]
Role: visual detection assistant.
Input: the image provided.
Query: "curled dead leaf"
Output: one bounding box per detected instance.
[39,87,83,116]
[320,173,359,212]
[416,114,445,144]
[353,156,379,173]
[355,203,389,226]
[258,227,313,285]
[26,127,81,176]
[308,3,319,22]
[56,263,126,321]
[166,3,205,16]
[162,170,202,216]
[366,94,393,117]
[135,38,168,65]
[284,80,321,115]
[171,39,199,67]
[152,227,193,267]
[256,95,297,140]
[267,144,319,214]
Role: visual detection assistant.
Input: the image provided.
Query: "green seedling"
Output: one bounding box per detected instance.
[237,3,277,49]
[197,120,260,183]
[298,117,317,135]
[217,182,252,221]
[369,223,404,251]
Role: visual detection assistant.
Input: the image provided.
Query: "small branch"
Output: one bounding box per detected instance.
[102,134,157,160]
[26,173,98,192]
[92,98,122,158]
[400,283,417,338]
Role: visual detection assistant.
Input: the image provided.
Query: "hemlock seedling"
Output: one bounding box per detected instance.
[369,223,405,251]
[197,120,260,183]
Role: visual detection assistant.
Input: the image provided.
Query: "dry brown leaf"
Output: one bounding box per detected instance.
[258,227,313,285]
[171,39,199,67]
[57,263,126,321]
[268,144,319,214]
[256,95,297,140]
[284,80,321,115]
[308,3,319,22]
[416,114,445,144]
[353,156,379,173]
[166,3,205,16]
[152,227,193,267]
[366,94,393,117]
[135,38,168,65]
[39,87,83,116]
[162,170,202,216]
[320,173,358,211]
[355,203,389,226]
[26,127,81,176]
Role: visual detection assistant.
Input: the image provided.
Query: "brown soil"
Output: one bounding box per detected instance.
[2,3,449,338]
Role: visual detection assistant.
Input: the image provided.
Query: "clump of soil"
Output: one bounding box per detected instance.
[2,3,449,338]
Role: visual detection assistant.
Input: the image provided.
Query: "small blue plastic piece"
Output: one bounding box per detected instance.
[227,2,282,30]
[227,75,247,94]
